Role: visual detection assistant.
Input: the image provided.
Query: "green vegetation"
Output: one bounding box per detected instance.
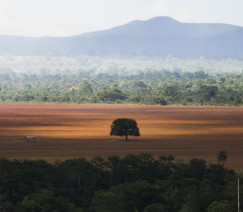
[0,153,242,212]
[110,118,140,141]
[217,150,228,165]
[0,70,243,105]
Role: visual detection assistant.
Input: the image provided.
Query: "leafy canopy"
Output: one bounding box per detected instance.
[110,118,140,141]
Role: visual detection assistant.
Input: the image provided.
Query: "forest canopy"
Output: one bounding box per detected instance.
[0,69,242,105]
[0,154,241,212]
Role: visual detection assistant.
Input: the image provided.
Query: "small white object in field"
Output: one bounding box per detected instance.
[25,136,36,142]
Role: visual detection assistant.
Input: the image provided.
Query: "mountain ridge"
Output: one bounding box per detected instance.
[0,16,243,58]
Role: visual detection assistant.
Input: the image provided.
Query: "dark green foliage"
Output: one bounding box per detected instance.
[188,158,206,181]
[206,200,234,212]
[110,118,140,141]
[157,97,167,105]
[198,85,218,102]
[144,204,166,212]
[79,81,93,95]
[96,88,126,102]
[16,189,82,212]
[93,181,161,212]
[217,150,227,165]
[0,154,240,212]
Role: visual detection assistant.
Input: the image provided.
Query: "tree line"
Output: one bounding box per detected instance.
[0,153,242,212]
[0,70,243,105]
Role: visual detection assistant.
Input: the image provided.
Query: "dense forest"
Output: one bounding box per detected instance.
[0,69,243,105]
[0,153,241,212]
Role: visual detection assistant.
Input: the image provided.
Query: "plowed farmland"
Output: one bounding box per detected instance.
[0,103,243,169]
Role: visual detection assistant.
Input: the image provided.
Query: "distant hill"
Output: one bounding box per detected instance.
[1,16,243,58]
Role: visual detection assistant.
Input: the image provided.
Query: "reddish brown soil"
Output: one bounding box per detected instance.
[0,103,243,169]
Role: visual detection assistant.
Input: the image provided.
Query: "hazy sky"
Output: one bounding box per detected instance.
[0,0,243,37]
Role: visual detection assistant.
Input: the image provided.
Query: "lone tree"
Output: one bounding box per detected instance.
[110,118,140,141]
[217,150,227,165]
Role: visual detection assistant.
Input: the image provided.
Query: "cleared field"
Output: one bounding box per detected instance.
[0,103,243,169]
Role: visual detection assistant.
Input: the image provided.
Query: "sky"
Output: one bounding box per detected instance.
[0,0,243,37]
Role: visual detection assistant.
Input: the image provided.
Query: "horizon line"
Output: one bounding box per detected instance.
[0,16,242,38]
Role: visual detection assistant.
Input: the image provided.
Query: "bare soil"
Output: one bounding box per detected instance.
[0,103,243,169]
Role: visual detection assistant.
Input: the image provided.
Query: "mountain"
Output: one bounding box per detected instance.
[1,16,243,58]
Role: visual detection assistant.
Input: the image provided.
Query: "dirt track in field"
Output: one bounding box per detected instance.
[0,103,243,169]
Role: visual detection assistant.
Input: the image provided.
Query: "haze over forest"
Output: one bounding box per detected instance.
[0,16,243,77]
